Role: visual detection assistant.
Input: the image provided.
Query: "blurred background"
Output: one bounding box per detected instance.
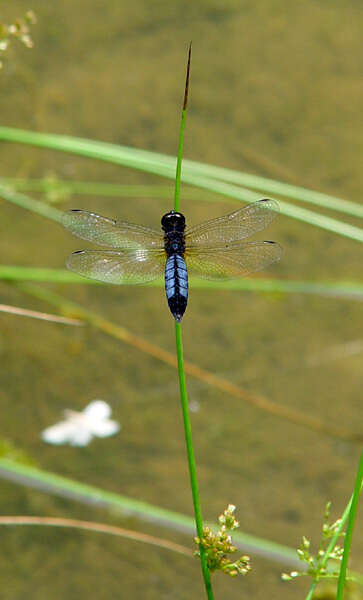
[0,1,362,598]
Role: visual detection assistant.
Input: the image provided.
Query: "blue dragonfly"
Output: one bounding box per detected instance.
[62,198,282,322]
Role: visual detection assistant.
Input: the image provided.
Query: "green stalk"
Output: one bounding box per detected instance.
[336,451,363,599]
[173,44,213,599]
[173,44,190,214]
[0,182,62,222]
[175,321,213,597]
[305,466,363,600]
[1,126,363,242]
[2,264,363,301]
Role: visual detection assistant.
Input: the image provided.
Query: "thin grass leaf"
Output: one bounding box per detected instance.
[0,127,362,241]
[305,474,363,600]
[336,451,363,599]
[0,178,218,204]
[8,281,361,443]
[1,266,363,300]
[0,303,83,325]
[0,181,62,222]
[0,457,300,567]
[0,515,192,558]
[178,158,363,219]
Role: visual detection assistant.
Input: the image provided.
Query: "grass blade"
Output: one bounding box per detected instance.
[11,281,361,443]
[0,515,192,558]
[172,43,214,599]
[0,457,300,567]
[336,451,363,599]
[0,127,362,241]
[1,265,363,301]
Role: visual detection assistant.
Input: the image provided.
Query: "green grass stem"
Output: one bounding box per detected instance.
[336,451,363,599]
[178,159,363,220]
[1,126,362,241]
[1,265,363,301]
[0,181,63,222]
[173,42,190,213]
[175,322,213,598]
[0,178,213,203]
[3,173,362,219]
[12,280,360,444]
[173,43,213,599]
[1,456,362,581]
[0,457,301,567]
[305,468,363,600]
[173,111,186,214]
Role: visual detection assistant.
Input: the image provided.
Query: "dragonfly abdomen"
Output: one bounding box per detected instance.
[164,254,188,323]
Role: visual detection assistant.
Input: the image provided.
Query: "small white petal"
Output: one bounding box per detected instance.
[68,427,94,447]
[83,400,112,420]
[87,419,120,438]
[41,421,79,445]
[42,400,119,447]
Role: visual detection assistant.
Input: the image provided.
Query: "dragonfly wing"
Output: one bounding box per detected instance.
[185,199,279,246]
[66,249,165,284]
[186,241,283,280]
[62,210,164,249]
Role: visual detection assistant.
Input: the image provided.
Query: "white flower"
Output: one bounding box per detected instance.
[41,400,120,447]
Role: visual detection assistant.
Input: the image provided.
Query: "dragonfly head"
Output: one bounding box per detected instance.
[161,211,186,232]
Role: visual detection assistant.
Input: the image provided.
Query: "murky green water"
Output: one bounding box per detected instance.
[0,2,362,598]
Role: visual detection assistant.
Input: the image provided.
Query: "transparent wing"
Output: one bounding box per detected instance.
[83,400,112,420]
[62,210,164,249]
[186,241,283,280]
[185,199,279,247]
[87,419,120,438]
[66,248,165,284]
[41,421,79,445]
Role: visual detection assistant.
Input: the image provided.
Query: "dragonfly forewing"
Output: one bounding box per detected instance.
[62,210,164,249]
[185,199,280,247]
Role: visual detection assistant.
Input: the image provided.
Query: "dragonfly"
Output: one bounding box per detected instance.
[62,198,283,322]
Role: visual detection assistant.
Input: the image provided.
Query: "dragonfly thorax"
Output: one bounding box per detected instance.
[162,213,186,258]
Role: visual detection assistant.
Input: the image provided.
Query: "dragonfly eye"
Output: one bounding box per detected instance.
[161,211,186,231]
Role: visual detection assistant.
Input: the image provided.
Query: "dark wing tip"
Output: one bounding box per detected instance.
[61,208,83,227]
[264,240,284,261]
[260,198,280,214]
[71,250,85,255]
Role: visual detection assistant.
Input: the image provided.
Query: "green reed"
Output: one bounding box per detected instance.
[173,44,214,599]
[1,127,363,241]
[336,452,363,600]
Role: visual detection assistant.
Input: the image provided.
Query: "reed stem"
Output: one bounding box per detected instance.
[175,322,214,598]
[173,43,214,599]
[336,451,363,599]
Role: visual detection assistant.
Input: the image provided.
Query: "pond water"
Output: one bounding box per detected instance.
[0,2,362,598]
